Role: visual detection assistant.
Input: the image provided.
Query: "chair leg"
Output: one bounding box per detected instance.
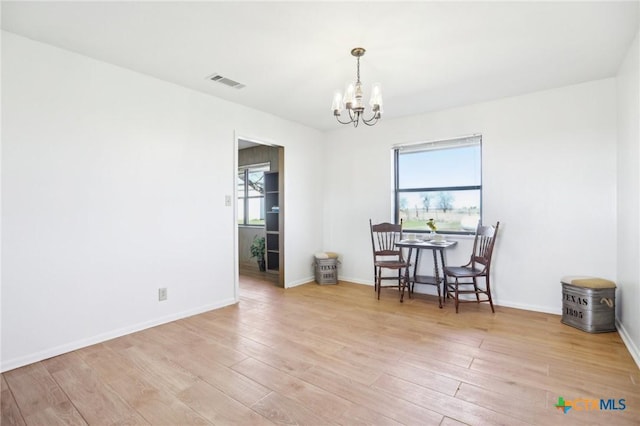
[473,277,480,302]
[404,268,412,300]
[454,278,460,313]
[486,276,495,313]
[373,267,378,292]
[442,277,447,305]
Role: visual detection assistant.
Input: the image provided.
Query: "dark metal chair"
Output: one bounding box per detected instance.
[369,219,411,302]
[444,221,500,313]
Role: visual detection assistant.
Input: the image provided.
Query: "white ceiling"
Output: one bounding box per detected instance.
[2,1,638,131]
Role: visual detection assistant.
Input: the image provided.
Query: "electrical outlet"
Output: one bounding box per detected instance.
[158,287,167,301]
[224,195,232,206]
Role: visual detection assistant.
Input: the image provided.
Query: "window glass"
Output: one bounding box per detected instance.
[247,170,264,197]
[237,163,270,226]
[237,200,245,224]
[246,198,265,225]
[395,137,482,233]
[237,171,246,194]
[398,145,481,188]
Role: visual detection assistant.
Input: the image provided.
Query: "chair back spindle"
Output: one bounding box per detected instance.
[371,221,404,259]
[470,223,499,271]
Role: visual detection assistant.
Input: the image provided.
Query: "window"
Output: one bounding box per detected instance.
[238,163,270,226]
[394,135,482,233]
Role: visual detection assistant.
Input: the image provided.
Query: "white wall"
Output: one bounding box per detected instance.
[616,30,640,367]
[1,32,324,371]
[323,79,618,314]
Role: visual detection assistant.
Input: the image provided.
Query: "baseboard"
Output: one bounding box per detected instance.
[616,318,640,369]
[286,276,314,288]
[337,276,373,286]
[287,276,373,288]
[1,297,237,372]
[492,298,561,315]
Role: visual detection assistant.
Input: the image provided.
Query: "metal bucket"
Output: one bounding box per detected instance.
[314,258,338,285]
[561,283,616,333]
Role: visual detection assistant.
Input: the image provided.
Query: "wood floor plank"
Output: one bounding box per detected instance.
[129,393,209,425]
[41,351,85,376]
[335,405,403,426]
[271,340,383,386]
[385,360,461,397]
[1,376,26,426]
[401,352,549,407]
[71,344,139,385]
[22,401,87,426]
[250,391,331,425]
[439,416,467,426]
[372,373,529,426]
[296,365,444,425]
[454,382,567,426]
[178,380,275,425]
[107,375,209,425]
[118,344,201,394]
[232,357,353,422]
[468,355,637,403]
[51,364,147,425]
[313,321,475,369]
[3,363,69,415]
[170,346,272,407]
[216,333,316,376]
[2,277,638,425]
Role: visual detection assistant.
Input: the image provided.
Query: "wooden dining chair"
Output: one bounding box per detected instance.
[444,221,500,313]
[369,219,411,302]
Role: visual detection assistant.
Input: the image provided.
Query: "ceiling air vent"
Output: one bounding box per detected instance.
[207,73,245,89]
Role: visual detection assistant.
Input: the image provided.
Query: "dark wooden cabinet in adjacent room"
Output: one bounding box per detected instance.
[264,171,280,272]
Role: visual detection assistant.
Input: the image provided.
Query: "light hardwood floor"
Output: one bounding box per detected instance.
[2,276,639,425]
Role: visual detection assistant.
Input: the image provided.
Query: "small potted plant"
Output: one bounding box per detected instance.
[250,235,266,271]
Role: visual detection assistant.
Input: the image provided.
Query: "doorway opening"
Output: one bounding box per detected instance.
[236,138,284,289]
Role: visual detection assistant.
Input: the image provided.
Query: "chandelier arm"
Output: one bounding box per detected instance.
[335,114,355,125]
[362,112,381,125]
[334,108,361,125]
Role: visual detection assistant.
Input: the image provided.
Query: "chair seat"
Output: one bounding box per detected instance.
[374,260,410,270]
[444,266,484,278]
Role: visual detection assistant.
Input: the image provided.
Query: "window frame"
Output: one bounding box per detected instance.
[237,162,270,227]
[393,136,482,235]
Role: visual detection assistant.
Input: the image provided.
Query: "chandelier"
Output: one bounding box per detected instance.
[332,47,383,127]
